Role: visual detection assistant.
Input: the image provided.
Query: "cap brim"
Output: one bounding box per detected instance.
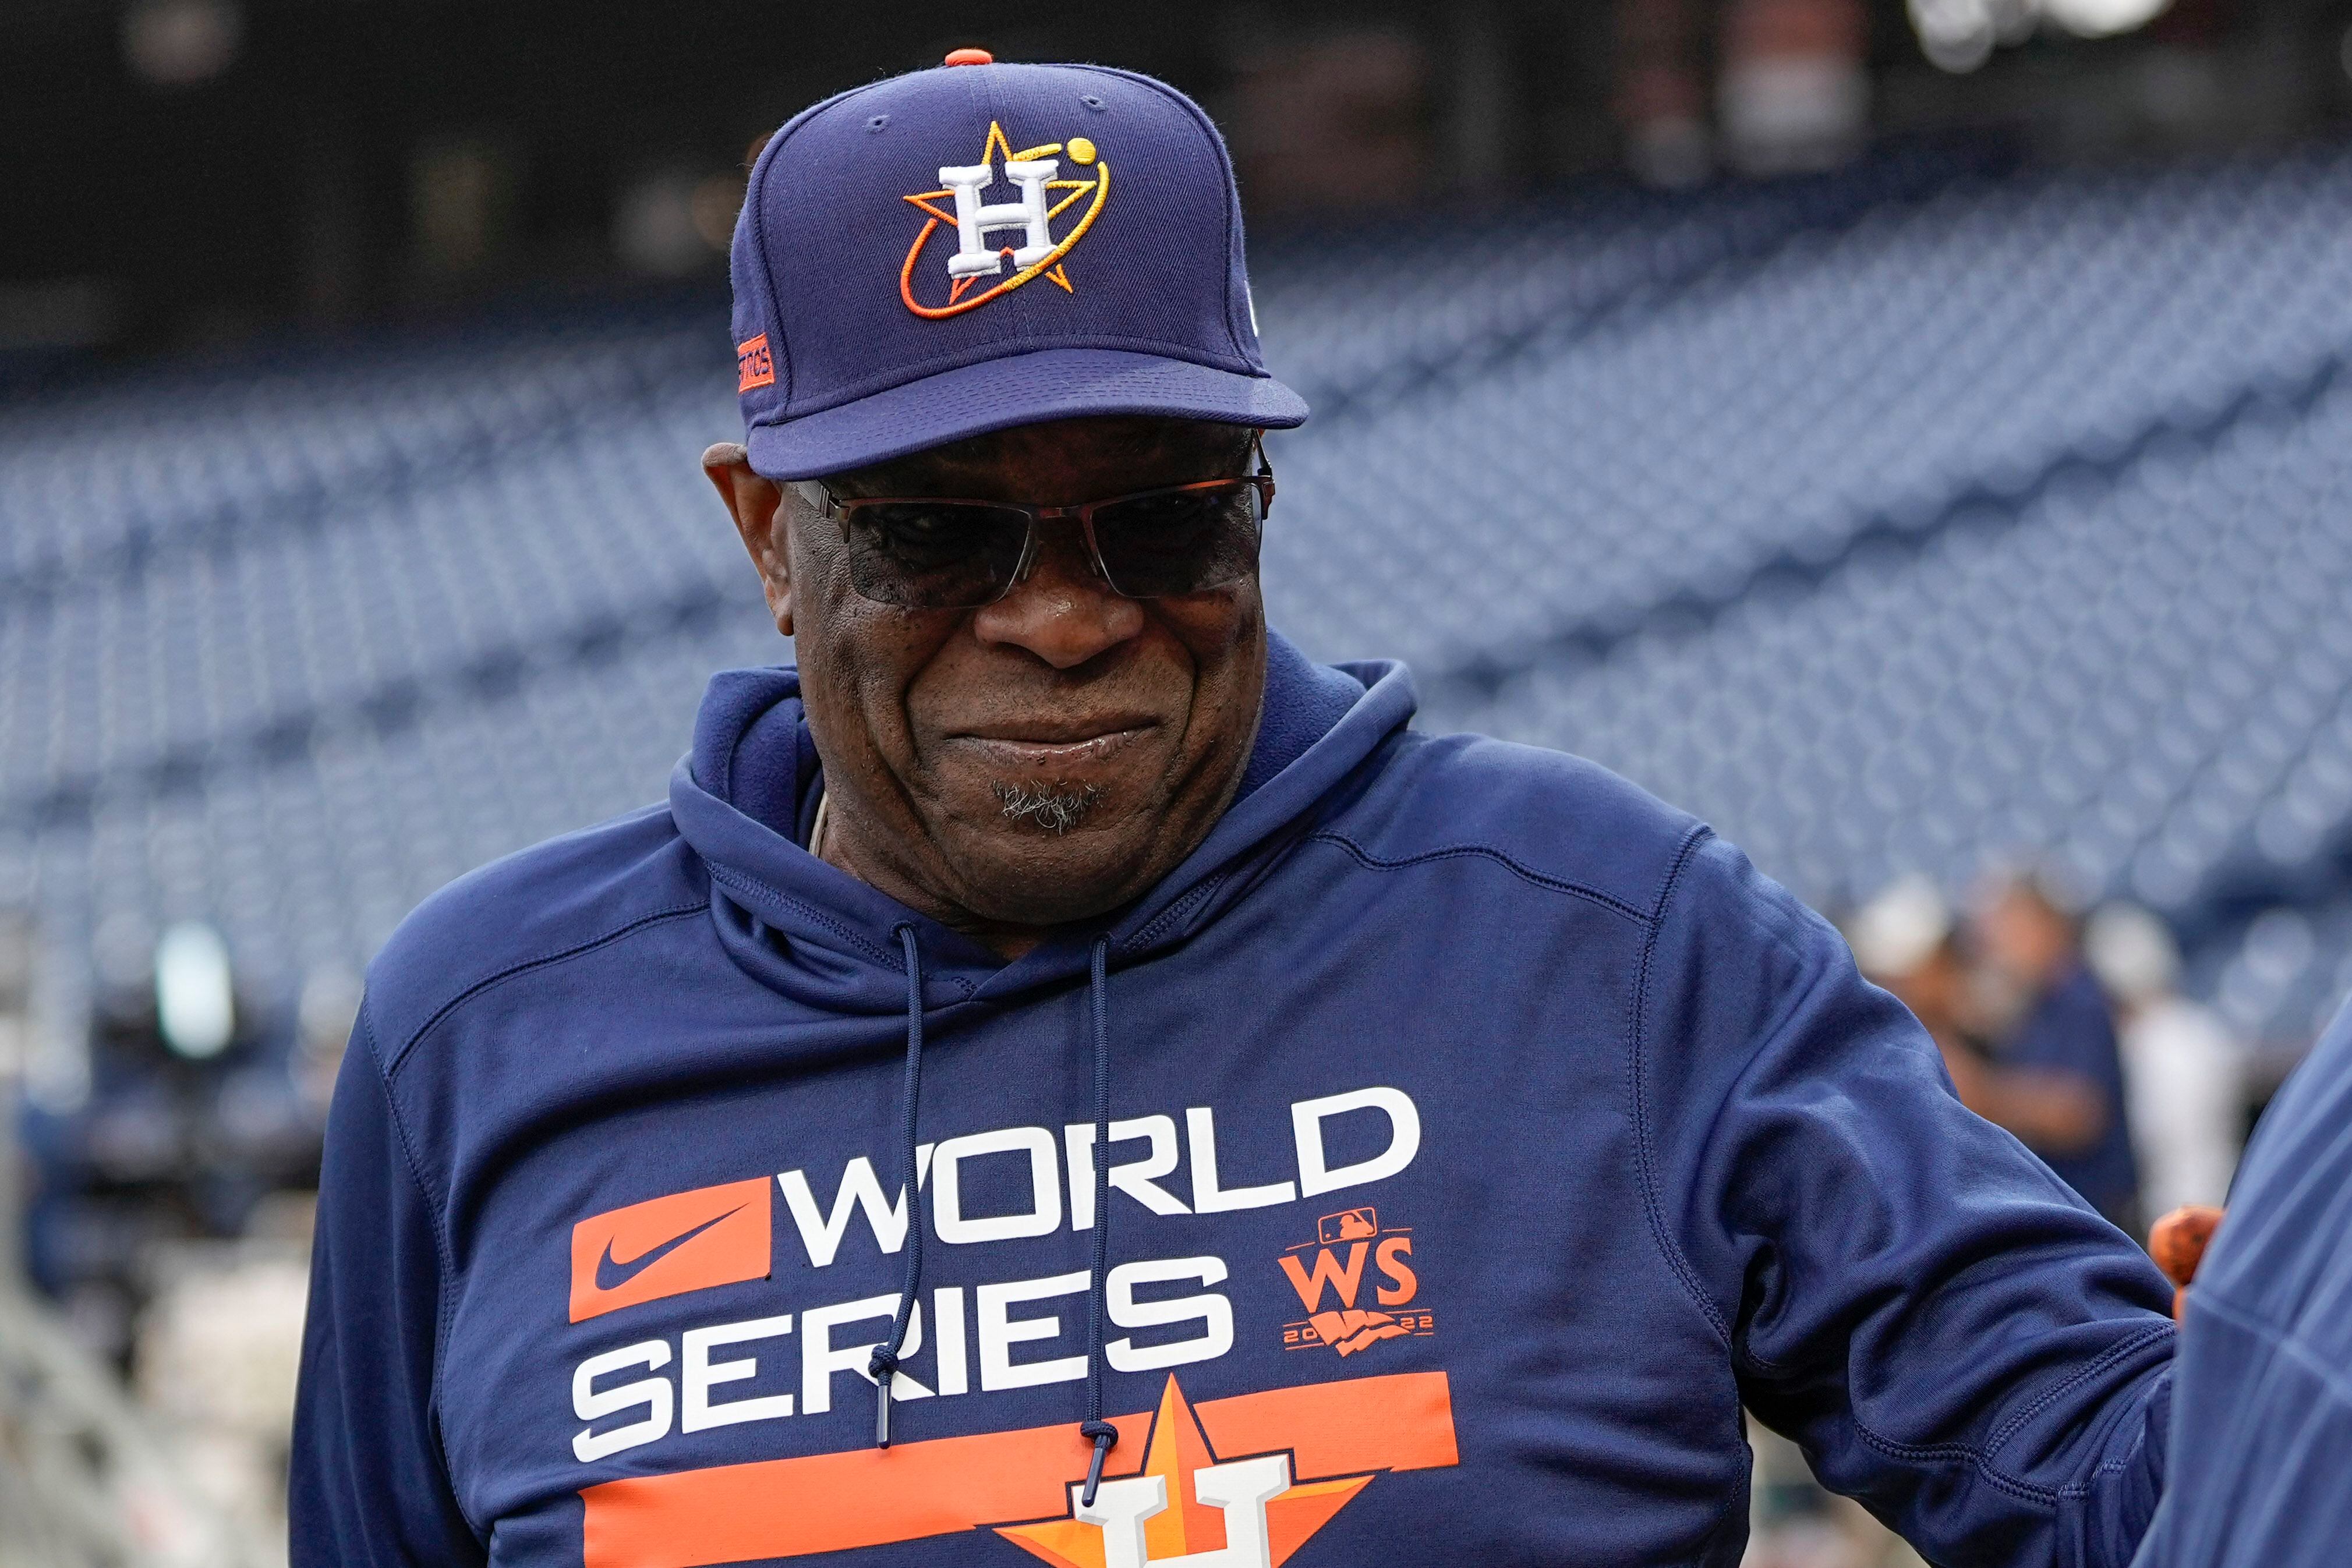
[744,347,1308,481]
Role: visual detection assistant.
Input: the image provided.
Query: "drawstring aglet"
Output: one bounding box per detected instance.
[871,1351,898,1448]
[1080,1419,1118,1508]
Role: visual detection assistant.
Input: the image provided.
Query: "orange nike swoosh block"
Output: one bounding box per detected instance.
[570,1177,772,1323]
[579,1372,1457,1568]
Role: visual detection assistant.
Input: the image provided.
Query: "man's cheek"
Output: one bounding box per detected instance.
[1156,583,1258,653]
[841,624,949,741]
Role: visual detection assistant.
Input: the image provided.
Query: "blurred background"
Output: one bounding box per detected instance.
[6,0,2352,1562]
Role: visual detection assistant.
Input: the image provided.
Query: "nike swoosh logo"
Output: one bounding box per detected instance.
[595,1204,750,1293]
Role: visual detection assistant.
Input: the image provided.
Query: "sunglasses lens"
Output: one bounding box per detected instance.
[843,502,1032,608]
[1091,482,1264,598]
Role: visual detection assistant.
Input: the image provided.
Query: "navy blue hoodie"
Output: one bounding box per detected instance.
[291,635,2175,1568]
[2130,995,2352,1568]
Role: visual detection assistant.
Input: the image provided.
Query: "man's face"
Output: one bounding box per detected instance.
[711,416,1268,940]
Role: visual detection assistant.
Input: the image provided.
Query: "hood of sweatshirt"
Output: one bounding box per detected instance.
[667,630,1413,1022]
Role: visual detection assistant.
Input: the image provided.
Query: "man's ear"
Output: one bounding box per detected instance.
[702,441,794,636]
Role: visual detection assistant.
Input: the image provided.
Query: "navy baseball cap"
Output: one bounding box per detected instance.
[728,52,1307,480]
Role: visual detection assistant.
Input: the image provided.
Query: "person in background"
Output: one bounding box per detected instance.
[1847,875,1982,1068]
[2084,902,2243,1218]
[1848,873,2124,1216]
[1971,869,2141,1231]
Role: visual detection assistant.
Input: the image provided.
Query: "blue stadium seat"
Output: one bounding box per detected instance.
[10,144,2352,1045]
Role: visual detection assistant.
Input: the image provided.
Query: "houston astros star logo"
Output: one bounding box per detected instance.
[900,120,1109,318]
[995,1377,1375,1568]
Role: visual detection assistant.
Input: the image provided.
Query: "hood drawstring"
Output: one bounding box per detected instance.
[1079,935,1118,1507]
[863,925,1122,1500]
[869,923,928,1447]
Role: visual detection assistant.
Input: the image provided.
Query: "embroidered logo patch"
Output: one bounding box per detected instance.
[737,334,776,392]
[900,121,1108,318]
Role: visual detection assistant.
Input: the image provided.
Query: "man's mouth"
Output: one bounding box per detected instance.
[945,718,1158,771]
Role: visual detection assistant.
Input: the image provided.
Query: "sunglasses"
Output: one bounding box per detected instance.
[794,436,1274,610]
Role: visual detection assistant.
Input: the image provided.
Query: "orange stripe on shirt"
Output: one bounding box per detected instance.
[578,1370,1455,1568]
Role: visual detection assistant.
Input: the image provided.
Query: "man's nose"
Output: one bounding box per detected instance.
[971,525,1145,668]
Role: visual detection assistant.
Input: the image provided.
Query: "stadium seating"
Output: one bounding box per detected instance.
[9,140,2352,1051]
[2185,894,2352,1054]
[1446,378,2352,1040]
[1263,146,2352,677]
[0,313,710,588]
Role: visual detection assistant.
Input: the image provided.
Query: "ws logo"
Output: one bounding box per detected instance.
[1276,1207,1434,1358]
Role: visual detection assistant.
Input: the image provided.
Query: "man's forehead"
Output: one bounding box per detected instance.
[826,416,1253,498]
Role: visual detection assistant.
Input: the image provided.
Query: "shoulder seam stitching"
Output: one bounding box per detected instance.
[381,902,708,1077]
[1303,831,1652,922]
[359,1007,490,1542]
[1629,824,1734,1348]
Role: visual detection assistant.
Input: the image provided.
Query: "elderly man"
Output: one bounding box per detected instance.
[291,56,2175,1568]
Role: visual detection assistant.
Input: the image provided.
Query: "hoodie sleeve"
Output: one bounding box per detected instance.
[1640,831,2173,1568]
[288,1004,487,1567]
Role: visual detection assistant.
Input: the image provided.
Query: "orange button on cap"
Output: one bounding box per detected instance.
[943,47,993,66]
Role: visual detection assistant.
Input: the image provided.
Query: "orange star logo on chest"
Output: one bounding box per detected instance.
[994,1378,1373,1568]
[900,120,1109,318]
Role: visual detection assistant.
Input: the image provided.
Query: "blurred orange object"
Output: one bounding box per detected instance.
[2148,1205,2225,1321]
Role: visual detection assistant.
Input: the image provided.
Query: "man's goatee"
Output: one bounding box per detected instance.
[993,781,1107,835]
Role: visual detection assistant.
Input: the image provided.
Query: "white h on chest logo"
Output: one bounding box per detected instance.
[1073,1454,1292,1568]
[936,155,1060,278]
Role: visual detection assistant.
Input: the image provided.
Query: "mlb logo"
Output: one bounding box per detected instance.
[1319,1206,1378,1245]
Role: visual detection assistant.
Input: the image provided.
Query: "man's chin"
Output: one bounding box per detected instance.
[933,818,1168,928]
